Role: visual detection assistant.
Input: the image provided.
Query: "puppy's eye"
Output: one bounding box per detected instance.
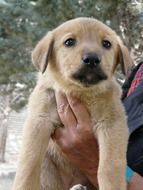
[102,40,112,49]
[64,38,76,47]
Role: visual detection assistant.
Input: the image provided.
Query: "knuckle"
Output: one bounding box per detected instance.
[61,136,78,150]
[78,123,92,132]
[57,103,69,114]
[61,140,74,152]
[69,98,79,107]
[60,140,69,150]
[71,133,82,146]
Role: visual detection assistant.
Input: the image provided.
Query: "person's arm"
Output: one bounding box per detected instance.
[53,92,143,189]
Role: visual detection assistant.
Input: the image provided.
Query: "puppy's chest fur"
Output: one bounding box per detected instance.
[38,78,123,172]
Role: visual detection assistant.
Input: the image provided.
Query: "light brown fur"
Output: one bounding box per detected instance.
[12,18,133,190]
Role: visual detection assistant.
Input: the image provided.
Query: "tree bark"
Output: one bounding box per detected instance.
[0,118,8,162]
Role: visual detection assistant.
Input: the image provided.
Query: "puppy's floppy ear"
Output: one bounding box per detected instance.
[118,44,133,75]
[113,41,133,75]
[32,32,54,73]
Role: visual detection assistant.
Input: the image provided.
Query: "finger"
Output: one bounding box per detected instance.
[52,126,64,140]
[52,127,68,149]
[55,91,77,127]
[67,95,91,126]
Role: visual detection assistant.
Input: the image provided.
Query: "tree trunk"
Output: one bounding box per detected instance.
[0,117,8,162]
[0,98,11,163]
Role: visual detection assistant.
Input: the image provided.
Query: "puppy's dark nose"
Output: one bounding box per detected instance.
[82,53,101,66]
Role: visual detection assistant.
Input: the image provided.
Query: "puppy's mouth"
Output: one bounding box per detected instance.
[71,65,107,87]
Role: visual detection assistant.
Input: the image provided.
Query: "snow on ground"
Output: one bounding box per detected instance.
[0,108,26,190]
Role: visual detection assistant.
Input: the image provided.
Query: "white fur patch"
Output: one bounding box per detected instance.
[70,184,87,190]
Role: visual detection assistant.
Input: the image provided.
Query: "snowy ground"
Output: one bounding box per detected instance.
[0,109,26,190]
[0,175,14,190]
[0,163,16,190]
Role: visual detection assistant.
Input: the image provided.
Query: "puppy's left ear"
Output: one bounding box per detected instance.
[113,42,133,75]
[32,32,54,73]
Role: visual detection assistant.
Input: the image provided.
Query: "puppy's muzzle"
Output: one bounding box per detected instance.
[72,52,107,87]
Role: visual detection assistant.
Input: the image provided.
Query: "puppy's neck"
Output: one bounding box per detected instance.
[38,71,121,101]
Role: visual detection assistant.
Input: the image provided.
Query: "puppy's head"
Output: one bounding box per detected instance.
[32,18,133,89]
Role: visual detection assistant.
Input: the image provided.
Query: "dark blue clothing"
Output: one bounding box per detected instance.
[122,62,143,176]
[123,81,143,135]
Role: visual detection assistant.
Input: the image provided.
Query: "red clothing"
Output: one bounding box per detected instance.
[127,64,143,96]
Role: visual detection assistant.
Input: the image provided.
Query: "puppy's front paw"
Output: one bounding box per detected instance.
[70,184,87,190]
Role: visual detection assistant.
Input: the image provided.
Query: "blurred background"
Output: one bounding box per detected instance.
[0,0,143,189]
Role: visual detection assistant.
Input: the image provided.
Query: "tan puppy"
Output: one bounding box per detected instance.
[13,17,133,190]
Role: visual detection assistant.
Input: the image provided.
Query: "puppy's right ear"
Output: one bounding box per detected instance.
[32,32,54,73]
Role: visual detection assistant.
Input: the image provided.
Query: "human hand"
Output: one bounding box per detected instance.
[52,92,99,187]
[128,172,143,190]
